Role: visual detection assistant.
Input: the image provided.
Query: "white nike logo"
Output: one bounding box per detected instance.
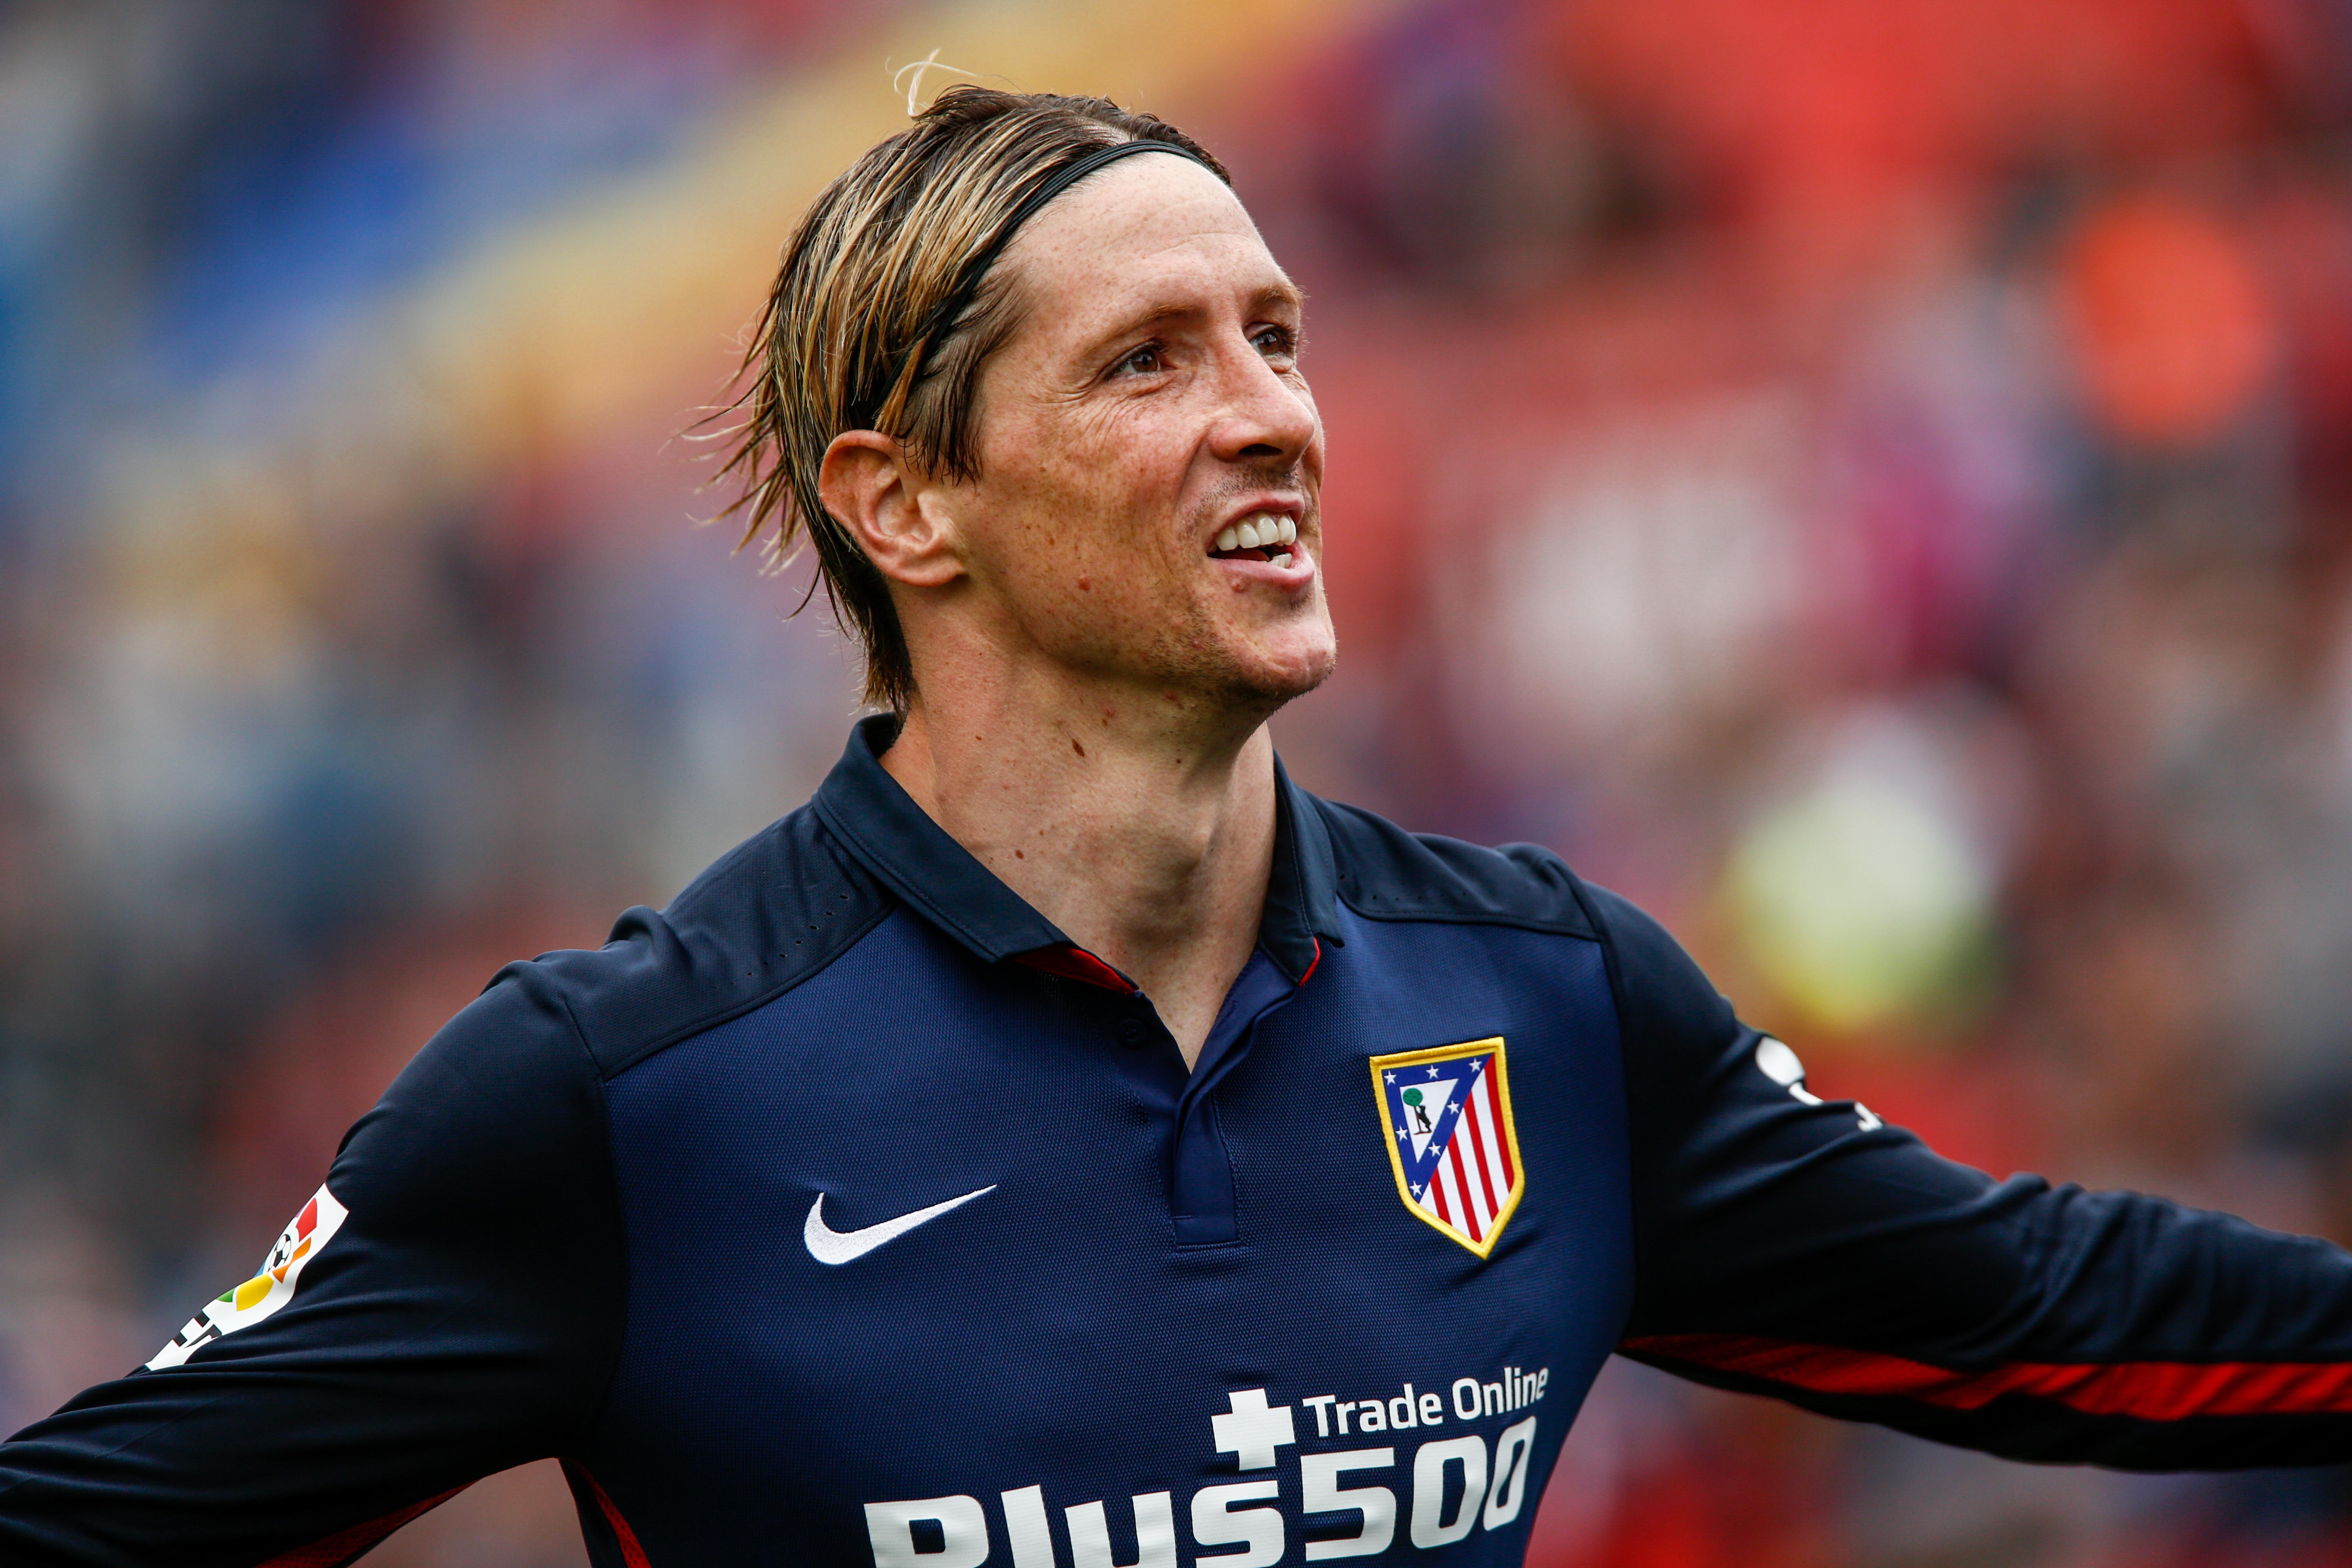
[804,1185,997,1266]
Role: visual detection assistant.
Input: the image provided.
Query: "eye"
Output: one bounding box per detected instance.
[1112,341,1167,378]
[1252,324,1298,361]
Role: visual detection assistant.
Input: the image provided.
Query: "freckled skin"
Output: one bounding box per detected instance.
[939,158,1334,710]
[816,156,1336,1062]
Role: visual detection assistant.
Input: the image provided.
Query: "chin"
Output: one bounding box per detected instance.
[1126,599,1336,714]
[1222,630,1338,710]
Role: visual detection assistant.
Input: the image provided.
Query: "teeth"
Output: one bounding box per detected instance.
[1273,552,1293,568]
[1214,514,1300,557]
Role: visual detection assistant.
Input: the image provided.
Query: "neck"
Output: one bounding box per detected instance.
[881,671,1276,1068]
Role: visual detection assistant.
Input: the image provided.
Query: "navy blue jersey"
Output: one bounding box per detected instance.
[9,716,2352,1566]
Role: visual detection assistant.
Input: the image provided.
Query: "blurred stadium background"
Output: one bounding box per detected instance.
[8,0,2352,1562]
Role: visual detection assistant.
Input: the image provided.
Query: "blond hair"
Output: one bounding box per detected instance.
[711,87,1230,710]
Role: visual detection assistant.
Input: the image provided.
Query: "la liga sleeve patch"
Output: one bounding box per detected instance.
[147,1184,350,1370]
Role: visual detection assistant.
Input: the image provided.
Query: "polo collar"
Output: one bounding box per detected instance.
[810,715,1343,985]
[1261,751,1343,981]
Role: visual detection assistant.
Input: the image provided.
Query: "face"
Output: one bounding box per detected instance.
[928,154,1334,716]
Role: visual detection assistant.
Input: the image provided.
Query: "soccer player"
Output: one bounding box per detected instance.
[8,86,2352,1567]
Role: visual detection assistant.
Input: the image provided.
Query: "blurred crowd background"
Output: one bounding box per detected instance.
[7,0,2352,1562]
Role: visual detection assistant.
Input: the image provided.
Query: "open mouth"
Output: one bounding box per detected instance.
[1208,511,1299,568]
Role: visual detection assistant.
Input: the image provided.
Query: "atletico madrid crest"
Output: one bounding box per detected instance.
[1370,1037,1525,1257]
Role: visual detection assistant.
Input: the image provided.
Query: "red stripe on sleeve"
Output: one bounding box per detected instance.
[571,1465,655,1568]
[256,1486,468,1568]
[1624,1333,2352,1421]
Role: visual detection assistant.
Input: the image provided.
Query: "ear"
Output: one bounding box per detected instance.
[817,430,965,588]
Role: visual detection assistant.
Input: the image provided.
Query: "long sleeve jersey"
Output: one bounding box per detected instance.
[8,715,2352,1567]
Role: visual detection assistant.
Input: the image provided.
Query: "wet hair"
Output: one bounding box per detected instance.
[709,86,1230,711]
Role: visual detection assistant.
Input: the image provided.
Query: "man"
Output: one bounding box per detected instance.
[7,85,2352,1568]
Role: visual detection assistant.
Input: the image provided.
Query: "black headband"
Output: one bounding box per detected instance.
[913,139,1221,366]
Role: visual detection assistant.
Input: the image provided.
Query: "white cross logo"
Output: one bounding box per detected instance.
[1211,1388,1297,1470]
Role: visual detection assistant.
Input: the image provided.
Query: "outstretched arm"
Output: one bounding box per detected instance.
[0,962,627,1566]
[1583,880,2352,1469]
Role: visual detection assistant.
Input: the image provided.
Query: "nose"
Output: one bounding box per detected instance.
[1207,337,1318,467]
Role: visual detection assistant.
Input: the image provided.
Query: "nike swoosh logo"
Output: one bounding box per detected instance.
[804,1185,997,1266]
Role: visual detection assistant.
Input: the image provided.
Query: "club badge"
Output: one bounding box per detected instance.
[1370,1037,1524,1257]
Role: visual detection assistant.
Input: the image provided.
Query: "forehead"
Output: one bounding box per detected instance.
[993,154,1290,327]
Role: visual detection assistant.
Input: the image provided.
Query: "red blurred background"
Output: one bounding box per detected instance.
[8,0,2352,1561]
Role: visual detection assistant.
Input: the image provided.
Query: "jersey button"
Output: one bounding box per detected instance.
[1116,1018,1151,1049]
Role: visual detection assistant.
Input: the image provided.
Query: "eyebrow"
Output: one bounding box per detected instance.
[1079,279,1306,356]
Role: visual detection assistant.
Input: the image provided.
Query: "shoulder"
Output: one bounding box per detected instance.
[485,802,897,1084]
[340,805,890,1200]
[1303,791,1728,1037]
[1307,793,1598,938]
